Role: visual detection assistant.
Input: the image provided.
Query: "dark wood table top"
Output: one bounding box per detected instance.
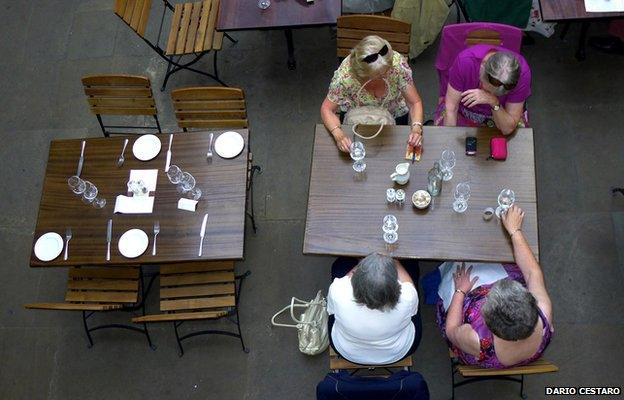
[217,0,342,30]
[539,0,624,20]
[304,125,539,262]
[31,130,249,267]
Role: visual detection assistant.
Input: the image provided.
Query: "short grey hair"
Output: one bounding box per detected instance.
[349,35,393,81]
[484,52,520,87]
[351,253,400,311]
[482,279,539,341]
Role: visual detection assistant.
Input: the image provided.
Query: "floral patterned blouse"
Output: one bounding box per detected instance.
[326,51,414,118]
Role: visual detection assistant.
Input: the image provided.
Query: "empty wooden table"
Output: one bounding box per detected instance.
[31,130,249,267]
[217,0,342,69]
[304,124,539,262]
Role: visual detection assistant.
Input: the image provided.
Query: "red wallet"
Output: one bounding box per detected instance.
[489,137,507,161]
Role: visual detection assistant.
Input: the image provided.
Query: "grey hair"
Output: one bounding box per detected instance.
[349,35,393,81]
[482,279,539,341]
[484,52,520,87]
[351,253,401,311]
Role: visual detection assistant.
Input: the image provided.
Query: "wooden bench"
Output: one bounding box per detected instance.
[330,347,412,373]
[133,261,250,356]
[337,15,411,59]
[25,267,154,348]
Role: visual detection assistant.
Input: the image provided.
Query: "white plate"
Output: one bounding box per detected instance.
[118,228,149,258]
[132,134,162,161]
[214,131,245,159]
[34,232,64,262]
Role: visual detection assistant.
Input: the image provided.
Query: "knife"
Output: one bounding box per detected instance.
[165,134,173,172]
[76,140,86,176]
[106,219,112,261]
[198,213,208,257]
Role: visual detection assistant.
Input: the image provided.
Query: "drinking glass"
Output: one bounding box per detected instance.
[68,175,86,195]
[258,0,270,9]
[127,179,148,196]
[349,142,366,173]
[166,165,183,184]
[382,215,398,233]
[496,189,515,218]
[177,172,196,194]
[440,149,456,181]
[187,187,202,201]
[395,189,405,205]
[452,182,471,213]
[92,196,107,209]
[383,230,398,245]
[82,181,98,204]
[386,188,396,203]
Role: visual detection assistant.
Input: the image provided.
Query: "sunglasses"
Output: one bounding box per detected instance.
[362,45,389,63]
[487,74,516,91]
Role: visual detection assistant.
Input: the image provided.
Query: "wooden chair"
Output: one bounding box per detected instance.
[81,75,161,137]
[25,267,155,349]
[170,86,261,233]
[114,0,235,91]
[330,347,413,374]
[132,261,250,356]
[336,15,411,59]
[449,350,559,399]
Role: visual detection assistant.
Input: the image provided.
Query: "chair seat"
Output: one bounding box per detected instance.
[329,347,413,370]
[132,310,229,323]
[166,0,223,56]
[457,359,559,377]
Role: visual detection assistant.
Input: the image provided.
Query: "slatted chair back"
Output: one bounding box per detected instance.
[457,359,559,377]
[171,87,248,130]
[166,0,224,56]
[114,0,153,38]
[336,15,411,59]
[466,29,502,47]
[329,347,413,371]
[25,267,140,311]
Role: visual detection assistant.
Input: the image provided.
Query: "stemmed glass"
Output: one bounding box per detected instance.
[452,182,471,213]
[258,0,270,9]
[495,189,515,218]
[440,150,456,181]
[82,181,106,208]
[177,172,202,200]
[68,176,86,195]
[382,215,398,252]
[350,142,366,173]
[386,188,396,204]
[166,165,183,184]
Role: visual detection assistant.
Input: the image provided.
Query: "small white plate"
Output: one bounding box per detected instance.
[34,232,64,262]
[132,134,162,161]
[118,228,149,258]
[214,131,245,159]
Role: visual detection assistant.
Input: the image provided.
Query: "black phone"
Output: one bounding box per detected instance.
[465,137,477,156]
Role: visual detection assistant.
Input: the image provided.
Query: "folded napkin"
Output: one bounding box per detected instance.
[129,169,158,193]
[114,195,155,214]
[177,198,198,212]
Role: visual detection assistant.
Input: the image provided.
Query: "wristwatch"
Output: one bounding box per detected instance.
[492,103,501,112]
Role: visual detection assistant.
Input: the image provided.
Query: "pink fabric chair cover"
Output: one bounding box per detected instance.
[435,23,523,98]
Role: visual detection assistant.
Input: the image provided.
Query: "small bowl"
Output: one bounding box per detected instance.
[412,190,432,209]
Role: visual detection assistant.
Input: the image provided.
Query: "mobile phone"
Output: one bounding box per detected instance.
[466,137,477,156]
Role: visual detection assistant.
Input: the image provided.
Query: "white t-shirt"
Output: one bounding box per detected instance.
[327,276,419,365]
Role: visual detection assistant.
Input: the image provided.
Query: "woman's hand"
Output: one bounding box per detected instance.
[453,263,479,294]
[501,204,524,237]
[461,89,497,108]
[407,126,423,147]
[333,130,352,153]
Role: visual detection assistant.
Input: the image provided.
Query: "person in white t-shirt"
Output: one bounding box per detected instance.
[327,253,421,365]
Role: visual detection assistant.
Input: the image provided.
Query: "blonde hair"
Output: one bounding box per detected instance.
[349,35,393,81]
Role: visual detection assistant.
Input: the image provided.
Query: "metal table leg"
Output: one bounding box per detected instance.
[285,28,296,70]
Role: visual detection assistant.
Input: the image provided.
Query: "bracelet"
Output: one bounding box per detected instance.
[510,228,522,237]
[328,125,341,134]
[411,122,423,128]
[454,288,466,296]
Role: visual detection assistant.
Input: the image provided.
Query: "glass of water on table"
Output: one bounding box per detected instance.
[349,142,366,173]
[495,188,515,218]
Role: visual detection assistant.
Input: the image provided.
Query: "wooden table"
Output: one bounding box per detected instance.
[304,125,539,262]
[217,0,341,69]
[30,130,249,267]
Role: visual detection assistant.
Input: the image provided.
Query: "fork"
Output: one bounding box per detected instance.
[117,138,129,167]
[152,221,160,256]
[64,228,72,260]
[206,133,214,159]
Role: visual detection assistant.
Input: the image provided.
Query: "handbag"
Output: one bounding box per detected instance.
[488,136,508,160]
[271,290,329,355]
[344,78,395,140]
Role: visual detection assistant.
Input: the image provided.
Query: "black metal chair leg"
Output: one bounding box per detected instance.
[576,21,591,61]
[285,28,296,70]
[82,311,94,348]
[154,115,162,133]
[174,321,185,357]
[224,32,238,44]
[96,115,108,138]
[520,375,527,399]
[451,359,456,400]
[161,57,176,92]
[234,271,250,353]
[247,165,262,233]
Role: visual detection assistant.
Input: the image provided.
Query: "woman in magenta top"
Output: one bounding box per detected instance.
[435,44,531,135]
[436,206,553,369]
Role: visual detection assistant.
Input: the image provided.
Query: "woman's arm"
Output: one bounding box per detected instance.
[445,263,480,356]
[320,97,352,153]
[443,84,462,127]
[491,102,524,135]
[501,206,553,323]
[402,83,424,147]
[394,260,414,285]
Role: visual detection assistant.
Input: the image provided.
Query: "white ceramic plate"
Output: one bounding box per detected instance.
[118,228,149,258]
[214,131,245,159]
[34,232,64,262]
[132,134,162,161]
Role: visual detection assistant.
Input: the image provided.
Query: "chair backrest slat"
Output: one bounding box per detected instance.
[115,0,152,38]
[82,74,157,116]
[337,15,411,58]
[465,29,502,46]
[161,296,236,312]
[171,87,248,130]
[64,267,140,304]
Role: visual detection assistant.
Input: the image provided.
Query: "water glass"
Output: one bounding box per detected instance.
[496,189,515,218]
[68,175,86,195]
[383,230,398,245]
[349,142,366,173]
[187,187,202,201]
[440,149,456,181]
[395,189,405,205]
[452,182,471,213]
[92,196,107,209]
[386,188,396,203]
[166,165,183,184]
[127,179,148,196]
[82,181,98,204]
[177,172,196,194]
[382,215,398,233]
[258,0,270,9]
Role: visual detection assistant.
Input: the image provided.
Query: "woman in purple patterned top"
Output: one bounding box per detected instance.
[437,205,553,369]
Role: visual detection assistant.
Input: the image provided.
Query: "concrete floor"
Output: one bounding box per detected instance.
[1,1,623,399]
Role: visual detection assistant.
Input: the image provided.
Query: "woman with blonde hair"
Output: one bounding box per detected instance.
[320,35,424,153]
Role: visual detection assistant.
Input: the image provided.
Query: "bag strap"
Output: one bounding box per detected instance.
[353,123,384,140]
[271,297,322,328]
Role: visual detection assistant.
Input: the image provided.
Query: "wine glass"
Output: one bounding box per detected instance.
[82,181,97,204]
[382,215,398,233]
[395,189,406,205]
[496,189,515,218]
[452,182,471,213]
[68,175,86,195]
[349,142,366,173]
[177,172,196,194]
[386,188,396,203]
[440,149,456,181]
[258,0,270,9]
[166,165,183,184]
